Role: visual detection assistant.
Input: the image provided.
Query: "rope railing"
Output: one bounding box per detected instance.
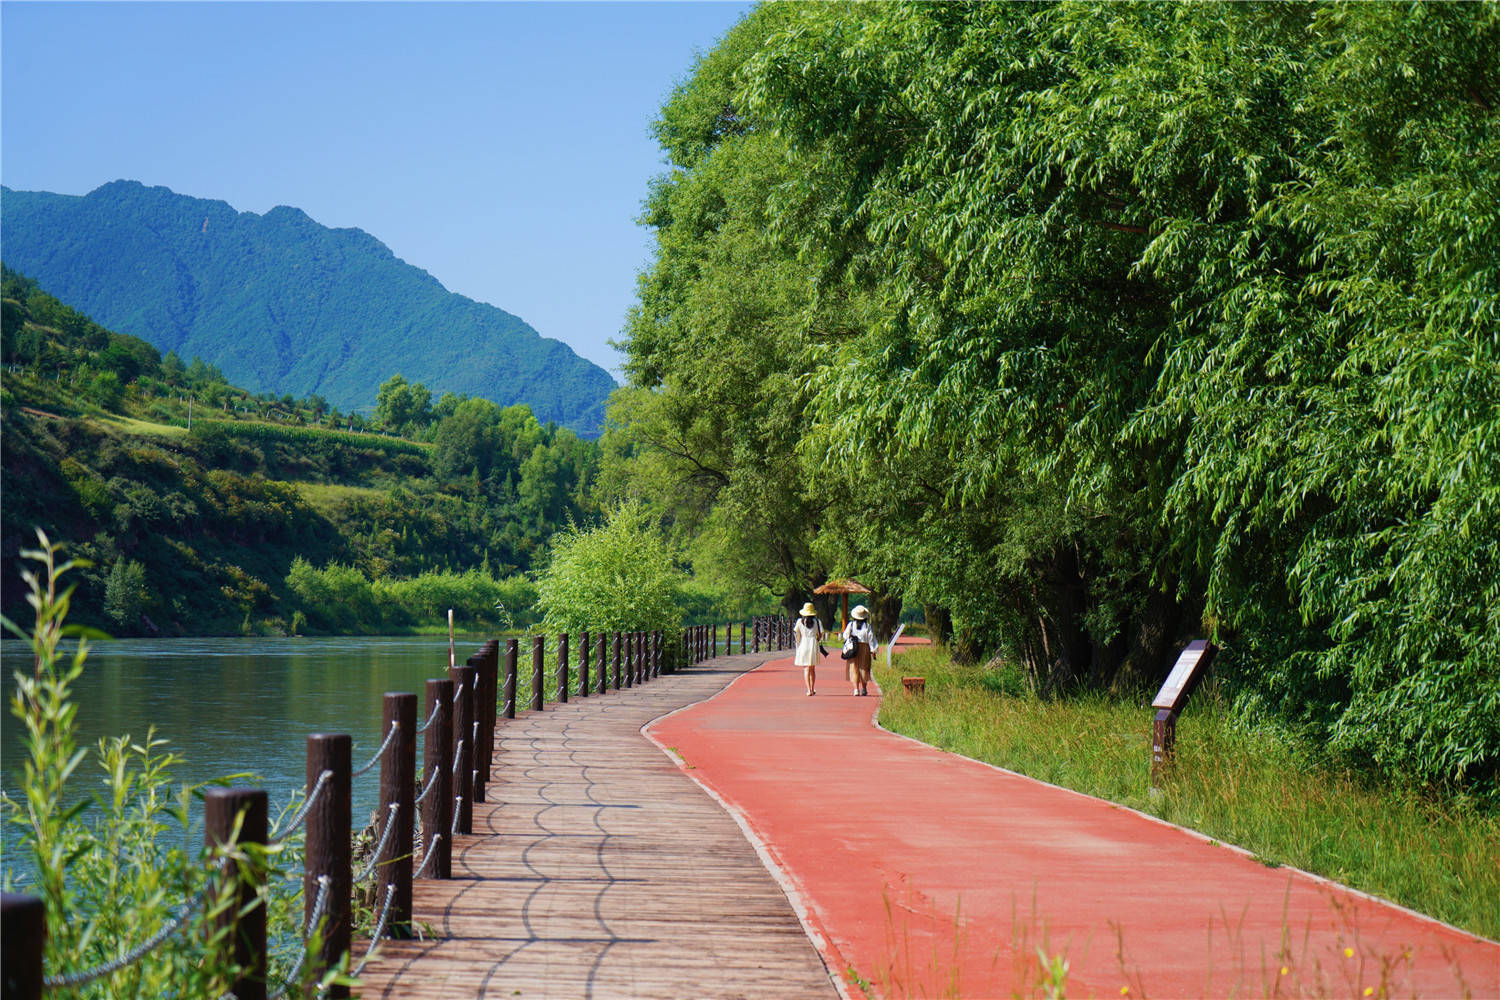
[416,700,441,734]
[354,803,400,885]
[351,721,399,779]
[270,769,332,845]
[413,763,442,806]
[351,884,398,977]
[40,904,194,989]
[415,833,444,878]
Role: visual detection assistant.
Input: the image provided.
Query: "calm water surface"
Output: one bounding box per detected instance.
[1,634,486,855]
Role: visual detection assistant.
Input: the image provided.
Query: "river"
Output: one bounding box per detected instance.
[1,634,488,868]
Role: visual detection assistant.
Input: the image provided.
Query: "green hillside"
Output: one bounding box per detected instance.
[0,181,615,436]
[1,267,597,636]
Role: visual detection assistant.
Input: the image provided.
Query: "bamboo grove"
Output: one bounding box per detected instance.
[601,2,1499,793]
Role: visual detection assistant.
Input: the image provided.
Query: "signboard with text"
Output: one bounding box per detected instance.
[1151,639,1216,713]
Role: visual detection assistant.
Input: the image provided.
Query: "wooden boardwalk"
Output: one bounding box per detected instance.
[354,652,838,999]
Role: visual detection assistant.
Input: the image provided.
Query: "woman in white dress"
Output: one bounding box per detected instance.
[841,605,879,696]
[792,601,825,696]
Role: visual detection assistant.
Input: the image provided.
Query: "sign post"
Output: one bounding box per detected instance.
[1149,639,1216,788]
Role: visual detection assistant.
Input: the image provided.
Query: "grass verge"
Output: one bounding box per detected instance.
[873,645,1500,942]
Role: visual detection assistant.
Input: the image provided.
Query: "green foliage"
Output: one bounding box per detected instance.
[1,180,614,435]
[1,533,238,996]
[102,557,149,628]
[614,0,1500,792]
[534,502,685,638]
[284,556,538,634]
[1,274,602,635]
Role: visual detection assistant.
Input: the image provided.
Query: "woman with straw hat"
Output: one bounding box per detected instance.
[793,601,826,696]
[841,605,879,696]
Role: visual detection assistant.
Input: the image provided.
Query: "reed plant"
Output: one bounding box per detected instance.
[873,646,1499,942]
[2,531,349,997]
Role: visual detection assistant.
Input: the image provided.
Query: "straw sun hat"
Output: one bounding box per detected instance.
[851,605,869,620]
[799,602,817,617]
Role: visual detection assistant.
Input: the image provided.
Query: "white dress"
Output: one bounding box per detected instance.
[793,618,825,667]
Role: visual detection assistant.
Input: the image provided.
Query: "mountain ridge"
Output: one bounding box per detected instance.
[1,180,615,435]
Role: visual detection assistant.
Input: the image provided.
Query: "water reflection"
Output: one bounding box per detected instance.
[1,635,488,848]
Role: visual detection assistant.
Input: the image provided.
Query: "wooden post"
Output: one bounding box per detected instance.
[557,633,569,704]
[304,734,351,998]
[752,617,760,654]
[204,787,268,1000]
[578,630,591,697]
[740,622,746,654]
[448,664,477,836]
[1,893,45,1000]
[421,678,453,880]
[595,632,607,694]
[655,630,663,677]
[612,632,622,689]
[377,693,415,939]
[623,631,634,688]
[503,640,518,720]
[468,641,499,803]
[530,635,545,710]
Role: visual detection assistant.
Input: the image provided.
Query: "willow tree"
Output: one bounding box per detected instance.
[727,1,1497,787]
[605,6,881,614]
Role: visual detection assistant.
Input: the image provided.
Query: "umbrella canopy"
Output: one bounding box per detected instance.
[812,579,871,628]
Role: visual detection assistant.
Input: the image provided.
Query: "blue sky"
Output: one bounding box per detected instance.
[1,1,753,376]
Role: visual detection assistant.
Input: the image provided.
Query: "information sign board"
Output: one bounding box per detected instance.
[1151,640,1216,712]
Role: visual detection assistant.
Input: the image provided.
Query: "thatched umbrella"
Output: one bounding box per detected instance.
[812,578,872,630]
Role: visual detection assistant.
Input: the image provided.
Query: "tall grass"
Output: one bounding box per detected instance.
[874,646,1500,941]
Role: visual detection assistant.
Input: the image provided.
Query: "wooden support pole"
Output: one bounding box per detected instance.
[612,632,622,689]
[1,893,45,1000]
[595,632,607,694]
[203,787,270,1000]
[503,640,518,720]
[304,734,351,999]
[421,678,453,880]
[378,693,415,939]
[472,640,500,795]
[654,630,663,677]
[578,630,591,697]
[528,635,544,711]
[623,631,634,689]
[448,664,477,836]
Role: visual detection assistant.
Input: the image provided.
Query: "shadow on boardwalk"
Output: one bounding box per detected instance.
[355,652,838,1000]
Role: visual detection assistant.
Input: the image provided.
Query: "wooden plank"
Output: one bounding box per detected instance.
[354,652,837,999]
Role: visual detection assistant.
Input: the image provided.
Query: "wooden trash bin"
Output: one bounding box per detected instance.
[902,677,925,696]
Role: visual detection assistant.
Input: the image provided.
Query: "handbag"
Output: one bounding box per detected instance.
[840,637,859,660]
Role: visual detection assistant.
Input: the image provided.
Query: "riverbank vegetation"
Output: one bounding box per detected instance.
[2,535,344,997]
[1,266,603,637]
[605,2,1498,800]
[873,645,1500,942]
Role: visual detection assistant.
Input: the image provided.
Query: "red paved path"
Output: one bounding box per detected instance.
[647,645,1500,1000]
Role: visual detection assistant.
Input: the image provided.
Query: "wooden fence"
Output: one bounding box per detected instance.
[0,619,793,999]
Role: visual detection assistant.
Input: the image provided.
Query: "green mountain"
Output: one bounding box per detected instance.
[0,181,615,435]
